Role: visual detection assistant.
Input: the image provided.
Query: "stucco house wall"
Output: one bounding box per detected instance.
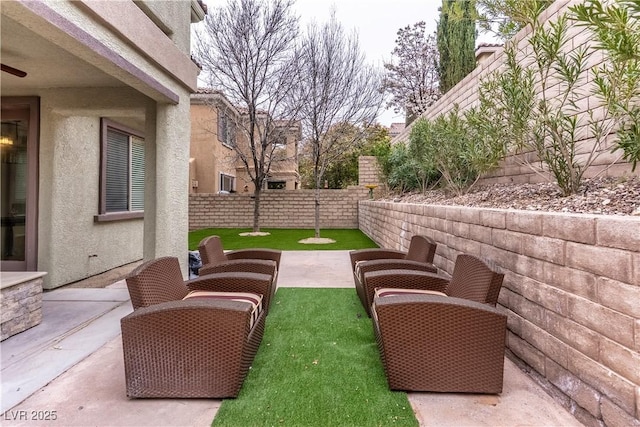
[1,0,205,288]
[37,88,147,288]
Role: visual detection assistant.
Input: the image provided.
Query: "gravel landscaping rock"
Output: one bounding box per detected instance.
[378,176,640,216]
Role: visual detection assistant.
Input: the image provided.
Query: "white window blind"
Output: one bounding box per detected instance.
[103,124,144,214]
[131,137,145,211]
[106,129,129,212]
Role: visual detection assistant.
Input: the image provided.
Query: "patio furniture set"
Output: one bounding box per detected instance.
[121,236,280,399]
[351,235,506,394]
[120,234,506,399]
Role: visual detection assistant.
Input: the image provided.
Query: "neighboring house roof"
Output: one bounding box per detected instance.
[475,43,503,59]
[389,122,405,137]
[191,88,239,114]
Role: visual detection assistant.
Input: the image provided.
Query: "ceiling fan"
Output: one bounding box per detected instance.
[1,64,27,78]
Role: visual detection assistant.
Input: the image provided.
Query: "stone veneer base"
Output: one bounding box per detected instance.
[1,272,46,341]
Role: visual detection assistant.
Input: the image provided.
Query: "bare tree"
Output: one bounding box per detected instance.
[292,13,384,238]
[193,0,300,231]
[382,22,440,123]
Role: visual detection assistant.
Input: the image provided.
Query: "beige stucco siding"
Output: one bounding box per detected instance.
[190,103,219,194]
[1,0,201,286]
[37,89,147,288]
[190,101,238,194]
[143,97,190,267]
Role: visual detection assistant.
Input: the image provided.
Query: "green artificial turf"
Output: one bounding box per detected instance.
[188,228,379,251]
[212,288,418,427]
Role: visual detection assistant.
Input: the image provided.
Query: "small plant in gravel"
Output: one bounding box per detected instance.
[571,0,640,171]
[408,106,505,196]
[478,0,640,195]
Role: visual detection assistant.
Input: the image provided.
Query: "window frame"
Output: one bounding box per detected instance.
[95,119,145,222]
[267,180,286,190]
[219,173,235,193]
[217,107,236,149]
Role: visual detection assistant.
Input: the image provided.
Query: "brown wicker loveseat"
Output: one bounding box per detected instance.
[121,256,270,398]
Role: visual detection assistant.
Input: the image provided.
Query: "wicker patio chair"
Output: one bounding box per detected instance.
[372,293,507,393]
[126,256,275,313]
[349,235,437,272]
[361,253,504,316]
[199,235,282,269]
[198,235,281,290]
[349,235,438,312]
[121,257,269,398]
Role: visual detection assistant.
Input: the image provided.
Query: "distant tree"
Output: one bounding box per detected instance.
[193,0,299,232]
[437,0,478,94]
[300,123,390,189]
[291,12,383,237]
[476,0,553,41]
[381,22,440,124]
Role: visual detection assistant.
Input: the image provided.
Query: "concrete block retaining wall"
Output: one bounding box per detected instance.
[359,200,640,427]
[189,187,369,230]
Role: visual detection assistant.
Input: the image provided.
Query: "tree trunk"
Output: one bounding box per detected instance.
[253,187,261,232]
[314,186,320,238]
[313,163,322,238]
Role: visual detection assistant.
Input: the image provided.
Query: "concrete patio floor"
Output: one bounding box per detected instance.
[1,251,583,426]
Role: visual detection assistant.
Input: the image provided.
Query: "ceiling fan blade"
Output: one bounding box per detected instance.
[1,64,27,78]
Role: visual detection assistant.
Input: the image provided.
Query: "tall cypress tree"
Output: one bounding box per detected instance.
[437,0,477,94]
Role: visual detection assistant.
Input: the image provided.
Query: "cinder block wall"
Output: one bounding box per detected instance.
[358,156,381,186]
[189,187,368,230]
[359,200,640,427]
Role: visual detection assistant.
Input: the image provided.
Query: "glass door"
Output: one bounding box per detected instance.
[1,97,39,271]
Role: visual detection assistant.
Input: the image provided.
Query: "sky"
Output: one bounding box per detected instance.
[293,0,442,126]
[197,0,497,127]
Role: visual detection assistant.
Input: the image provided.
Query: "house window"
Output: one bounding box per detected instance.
[220,173,235,193]
[273,131,287,149]
[96,119,145,221]
[217,108,236,148]
[267,180,286,190]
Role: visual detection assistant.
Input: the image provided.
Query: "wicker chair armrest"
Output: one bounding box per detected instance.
[226,248,282,268]
[372,294,507,393]
[185,271,275,314]
[121,298,254,336]
[349,248,406,270]
[198,259,276,278]
[358,259,437,277]
[364,268,448,292]
[374,293,505,317]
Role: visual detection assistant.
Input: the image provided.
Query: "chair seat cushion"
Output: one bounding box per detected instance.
[371,288,448,324]
[184,291,263,329]
[374,287,447,299]
[375,288,447,298]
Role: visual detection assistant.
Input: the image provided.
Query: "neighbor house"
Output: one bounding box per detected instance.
[190,89,300,194]
[1,0,206,289]
[190,89,240,194]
